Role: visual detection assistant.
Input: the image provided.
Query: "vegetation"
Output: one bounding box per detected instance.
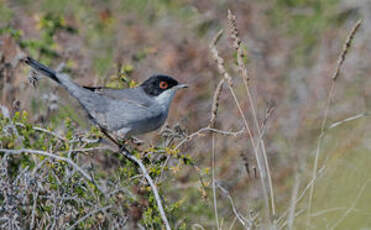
[1,0,370,229]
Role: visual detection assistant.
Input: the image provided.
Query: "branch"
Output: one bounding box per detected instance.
[216,182,251,229]
[99,130,172,230]
[15,122,66,141]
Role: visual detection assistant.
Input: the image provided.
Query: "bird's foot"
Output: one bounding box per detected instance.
[118,143,129,152]
[129,136,144,146]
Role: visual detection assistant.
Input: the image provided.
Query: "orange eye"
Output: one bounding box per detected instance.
[159,81,168,89]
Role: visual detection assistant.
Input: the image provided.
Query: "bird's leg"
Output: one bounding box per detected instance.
[99,127,121,146]
[98,127,134,154]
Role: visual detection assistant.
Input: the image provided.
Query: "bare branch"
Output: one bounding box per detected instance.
[120,147,171,230]
[98,129,172,230]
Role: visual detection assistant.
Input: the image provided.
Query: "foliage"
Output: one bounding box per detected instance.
[0,110,195,229]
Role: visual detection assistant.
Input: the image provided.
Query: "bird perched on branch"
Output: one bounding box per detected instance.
[24,57,188,140]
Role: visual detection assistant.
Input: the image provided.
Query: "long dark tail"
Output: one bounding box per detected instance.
[24,57,61,84]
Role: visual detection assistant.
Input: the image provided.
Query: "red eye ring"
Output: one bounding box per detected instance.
[159,81,168,89]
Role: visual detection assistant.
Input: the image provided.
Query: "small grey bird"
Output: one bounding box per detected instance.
[25,57,188,139]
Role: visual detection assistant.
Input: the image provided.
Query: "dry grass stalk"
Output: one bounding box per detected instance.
[227,9,247,81]
[208,76,226,230]
[227,9,276,216]
[328,112,369,129]
[287,170,301,230]
[332,20,362,81]
[209,78,225,128]
[211,132,220,230]
[277,166,326,229]
[306,19,362,228]
[210,29,271,220]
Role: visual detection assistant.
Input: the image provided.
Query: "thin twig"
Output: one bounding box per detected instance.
[306,19,362,227]
[65,147,112,154]
[175,126,244,150]
[216,183,251,229]
[15,122,66,141]
[311,207,371,217]
[67,205,112,230]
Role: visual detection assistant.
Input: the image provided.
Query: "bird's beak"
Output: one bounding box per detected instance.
[175,84,188,89]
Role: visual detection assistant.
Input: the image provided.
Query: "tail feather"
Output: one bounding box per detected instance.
[24,56,103,119]
[25,57,60,84]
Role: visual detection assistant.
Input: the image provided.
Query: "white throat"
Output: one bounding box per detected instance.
[154,89,177,111]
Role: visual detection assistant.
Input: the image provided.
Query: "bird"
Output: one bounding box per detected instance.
[24,57,188,140]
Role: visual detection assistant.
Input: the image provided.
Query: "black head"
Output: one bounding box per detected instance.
[140,75,179,96]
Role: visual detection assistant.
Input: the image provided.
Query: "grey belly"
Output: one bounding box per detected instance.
[125,112,167,136]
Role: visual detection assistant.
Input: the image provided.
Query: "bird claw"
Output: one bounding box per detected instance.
[130,136,144,146]
[119,144,128,152]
